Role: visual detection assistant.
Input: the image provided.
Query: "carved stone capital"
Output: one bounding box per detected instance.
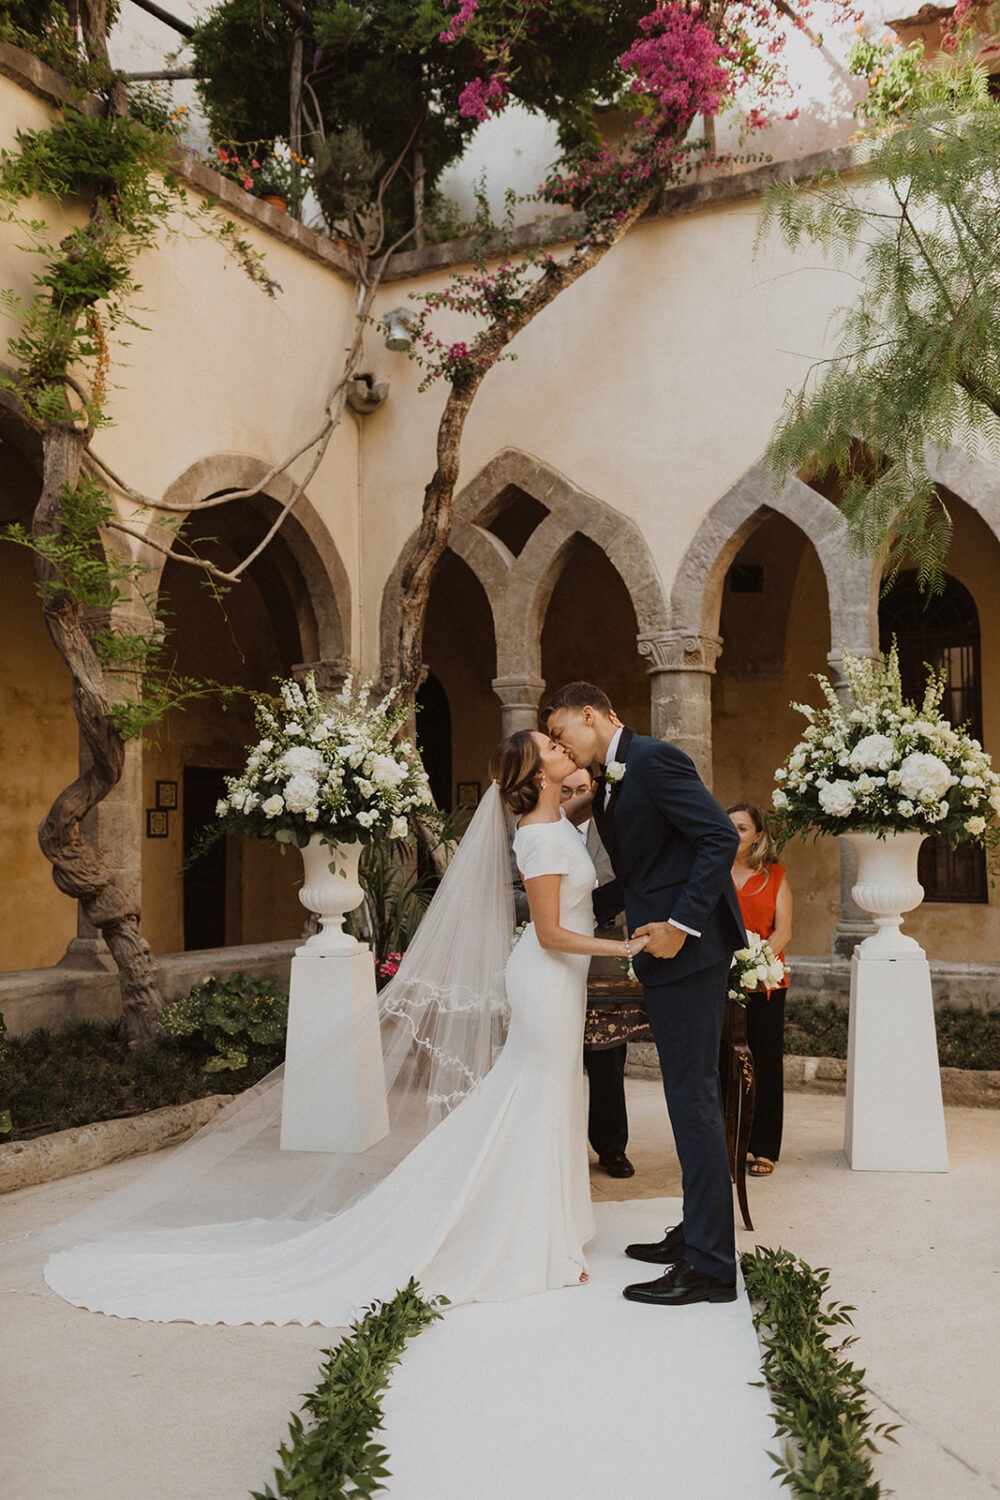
[491,675,547,711]
[638,630,723,675]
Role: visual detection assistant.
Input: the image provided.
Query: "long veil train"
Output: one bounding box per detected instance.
[5,787,518,1307]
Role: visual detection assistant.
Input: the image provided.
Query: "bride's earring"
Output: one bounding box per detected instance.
[540,776,547,789]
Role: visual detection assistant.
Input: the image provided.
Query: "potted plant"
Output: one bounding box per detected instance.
[215,673,434,953]
[771,644,1000,951]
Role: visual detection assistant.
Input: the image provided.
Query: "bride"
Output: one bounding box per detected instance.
[43,730,645,1327]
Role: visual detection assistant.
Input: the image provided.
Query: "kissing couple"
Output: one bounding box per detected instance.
[45,681,747,1326]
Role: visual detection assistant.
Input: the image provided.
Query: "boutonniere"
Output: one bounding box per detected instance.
[606,762,626,785]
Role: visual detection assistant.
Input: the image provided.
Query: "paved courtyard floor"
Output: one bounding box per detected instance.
[3,1081,999,1498]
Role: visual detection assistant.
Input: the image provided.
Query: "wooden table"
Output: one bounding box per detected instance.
[585,979,756,1230]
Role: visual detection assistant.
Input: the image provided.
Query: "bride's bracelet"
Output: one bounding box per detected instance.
[623,936,632,959]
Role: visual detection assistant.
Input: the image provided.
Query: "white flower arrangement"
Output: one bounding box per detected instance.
[729,931,787,1002]
[216,673,432,848]
[771,646,1000,850]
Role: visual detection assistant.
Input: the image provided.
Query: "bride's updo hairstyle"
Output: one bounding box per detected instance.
[489,730,542,816]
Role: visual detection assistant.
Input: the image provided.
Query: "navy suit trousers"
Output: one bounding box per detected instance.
[644,956,736,1282]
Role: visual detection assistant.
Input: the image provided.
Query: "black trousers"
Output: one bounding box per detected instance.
[645,957,736,1282]
[746,987,786,1162]
[583,1042,628,1158]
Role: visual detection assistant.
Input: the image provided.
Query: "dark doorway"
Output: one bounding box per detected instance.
[880,570,986,903]
[183,767,233,949]
[416,671,453,809]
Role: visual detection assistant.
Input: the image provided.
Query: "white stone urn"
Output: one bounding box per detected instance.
[839,830,926,958]
[296,834,365,955]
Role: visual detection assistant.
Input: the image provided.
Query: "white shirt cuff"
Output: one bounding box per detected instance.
[668,918,701,938]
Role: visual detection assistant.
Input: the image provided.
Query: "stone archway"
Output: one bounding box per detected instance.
[380,449,670,735]
[138,455,354,953]
[666,459,879,779]
[157,453,352,673]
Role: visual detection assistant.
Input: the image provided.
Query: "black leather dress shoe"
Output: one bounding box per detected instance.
[622,1261,738,1306]
[624,1222,686,1263]
[599,1152,635,1178]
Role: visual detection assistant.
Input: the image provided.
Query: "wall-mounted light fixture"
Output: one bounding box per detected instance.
[382,307,415,351]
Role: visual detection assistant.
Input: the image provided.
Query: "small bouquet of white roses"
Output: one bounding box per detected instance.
[215,672,432,849]
[728,931,787,1003]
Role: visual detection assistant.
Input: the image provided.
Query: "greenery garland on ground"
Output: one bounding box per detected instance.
[252,1280,446,1500]
[741,1246,898,1499]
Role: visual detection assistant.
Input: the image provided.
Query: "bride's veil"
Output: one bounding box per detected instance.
[4,784,517,1264]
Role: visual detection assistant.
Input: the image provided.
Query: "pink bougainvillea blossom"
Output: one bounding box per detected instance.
[439,0,480,43]
[619,5,735,129]
[458,73,510,121]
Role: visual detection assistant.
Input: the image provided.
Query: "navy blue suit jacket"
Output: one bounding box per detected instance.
[592,729,746,986]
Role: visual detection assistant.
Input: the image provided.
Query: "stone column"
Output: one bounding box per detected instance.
[293,657,353,694]
[826,649,877,955]
[637,631,722,785]
[491,675,547,737]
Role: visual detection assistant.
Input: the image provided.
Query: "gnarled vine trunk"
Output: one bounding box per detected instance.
[34,423,162,1042]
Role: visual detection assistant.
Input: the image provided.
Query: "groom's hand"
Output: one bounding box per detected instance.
[633,921,686,959]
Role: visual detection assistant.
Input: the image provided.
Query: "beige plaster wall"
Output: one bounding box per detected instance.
[0,533,79,970]
[359,200,848,676]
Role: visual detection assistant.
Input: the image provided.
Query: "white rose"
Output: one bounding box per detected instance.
[898,752,953,802]
[261,794,285,817]
[228,787,248,811]
[215,799,228,817]
[818,780,856,817]
[279,746,325,778]
[772,789,789,810]
[370,753,408,789]
[284,773,320,813]
[855,773,875,794]
[966,815,987,836]
[356,809,376,828]
[390,815,409,840]
[849,733,896,772]
[897,799,915,818]
[606,762,625,784]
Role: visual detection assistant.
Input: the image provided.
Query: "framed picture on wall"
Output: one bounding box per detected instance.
[146,808,169,839]
[456,781,481,808]
[156,780,178,810]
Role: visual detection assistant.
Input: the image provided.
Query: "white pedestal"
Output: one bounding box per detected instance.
[844,950,948,1172]
[279,948,390,1154]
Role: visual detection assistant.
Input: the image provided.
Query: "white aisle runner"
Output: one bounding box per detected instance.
[381,1198,782,1499]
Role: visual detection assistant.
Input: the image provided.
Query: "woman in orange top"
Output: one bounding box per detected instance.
[728,802,793,1177]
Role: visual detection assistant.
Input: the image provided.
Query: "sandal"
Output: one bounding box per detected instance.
[748,1158,775,1176]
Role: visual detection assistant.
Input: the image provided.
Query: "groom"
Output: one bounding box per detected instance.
[544,682,746,1306]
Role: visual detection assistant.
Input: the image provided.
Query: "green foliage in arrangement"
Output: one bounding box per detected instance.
[252,1279,446,1500]
[348,807,462,968]
[741,1246,898,1498]
[157,972,289,1074]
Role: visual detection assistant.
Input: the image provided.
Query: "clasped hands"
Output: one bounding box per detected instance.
[631,921,687,960]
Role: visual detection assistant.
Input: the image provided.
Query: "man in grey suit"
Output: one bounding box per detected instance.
[560,767,635,1180]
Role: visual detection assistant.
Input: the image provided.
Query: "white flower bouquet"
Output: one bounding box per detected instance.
[728,932,787,1002]
[770,646,1000,850]
[216,673,432,848]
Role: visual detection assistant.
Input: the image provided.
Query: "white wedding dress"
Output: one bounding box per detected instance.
[45,817,597,1326]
